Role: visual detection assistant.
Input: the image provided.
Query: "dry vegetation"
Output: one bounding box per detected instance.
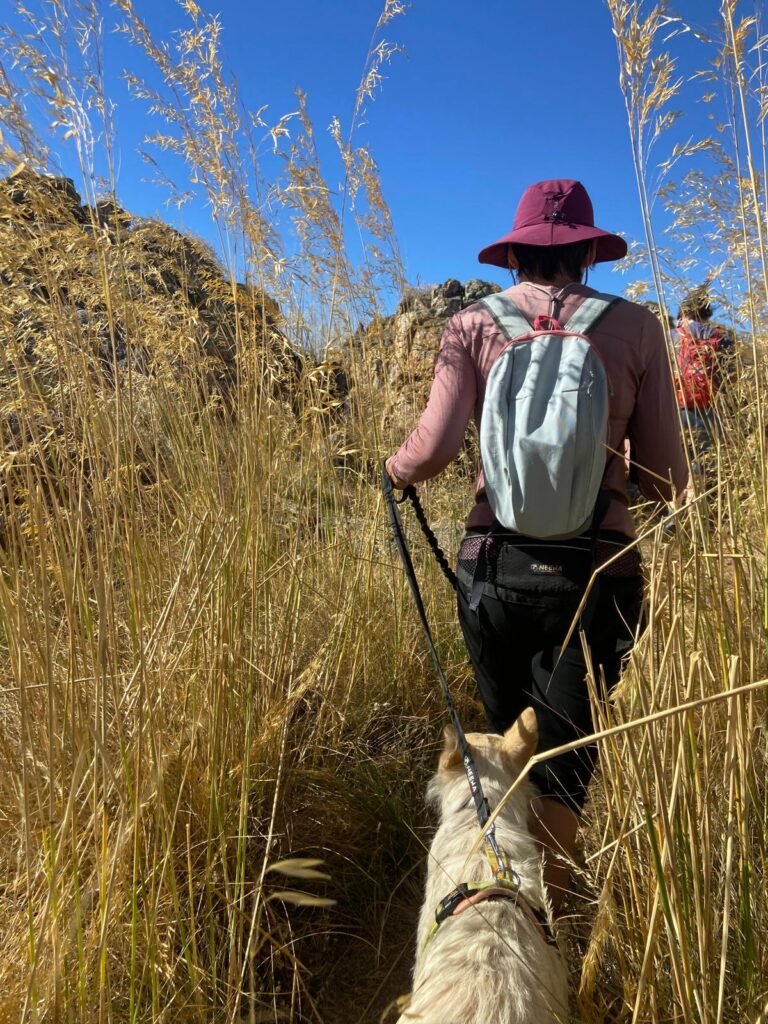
[0,1,766,1022]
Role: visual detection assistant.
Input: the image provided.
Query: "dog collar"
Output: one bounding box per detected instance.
[423,876,558,952]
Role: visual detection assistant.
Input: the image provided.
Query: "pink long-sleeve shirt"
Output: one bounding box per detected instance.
[389,281,688,539]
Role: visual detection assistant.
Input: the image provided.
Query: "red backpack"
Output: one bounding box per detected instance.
[675,321,726,410]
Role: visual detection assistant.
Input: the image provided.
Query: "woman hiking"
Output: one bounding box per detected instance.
[386,179,687,911]
[674,284,735,483]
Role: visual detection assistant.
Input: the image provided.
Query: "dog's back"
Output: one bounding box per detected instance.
[398,713,569,1024]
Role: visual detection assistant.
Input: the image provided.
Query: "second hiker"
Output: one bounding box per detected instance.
[674,284,735,482]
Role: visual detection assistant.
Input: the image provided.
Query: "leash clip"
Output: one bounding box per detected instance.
[484,845,520,888]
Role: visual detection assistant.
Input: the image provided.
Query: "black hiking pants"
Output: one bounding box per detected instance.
[456,531,645,813]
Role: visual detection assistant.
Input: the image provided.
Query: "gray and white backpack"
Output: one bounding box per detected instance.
[479,292,619,539]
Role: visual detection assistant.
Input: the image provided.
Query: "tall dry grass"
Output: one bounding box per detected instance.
[573,3,768,1022]
[0,3,435,1022]
[0,0,766,1022]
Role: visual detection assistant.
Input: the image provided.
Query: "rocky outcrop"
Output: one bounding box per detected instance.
[397,278,502,319]
[0,170,309,536]
[1,170,88,226]
[344,278,502,440]
[387,279,501,389]
[0,169,501,525]
[0,172,499,431]
[0,170,301,400]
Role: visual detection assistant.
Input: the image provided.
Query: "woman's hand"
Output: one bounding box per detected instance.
[385,457,409,490]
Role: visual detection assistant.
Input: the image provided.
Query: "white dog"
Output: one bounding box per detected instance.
[397,709,569,1024]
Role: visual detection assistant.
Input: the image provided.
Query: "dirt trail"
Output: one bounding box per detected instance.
[313,884,421,1023]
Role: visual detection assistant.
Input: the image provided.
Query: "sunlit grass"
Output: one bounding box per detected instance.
[0,0,766,1022]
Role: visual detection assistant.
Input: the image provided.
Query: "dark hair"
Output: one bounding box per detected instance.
[510,241,592,283]
[639,301,675,330]
[678,286,713,322]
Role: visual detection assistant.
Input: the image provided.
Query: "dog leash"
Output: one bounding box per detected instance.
[395,480,458,591]
[381,462,514,884]
[382,464,559,949]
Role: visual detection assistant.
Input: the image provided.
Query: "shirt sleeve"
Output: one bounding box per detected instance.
[627,312,688,504]
[388,316,477,485]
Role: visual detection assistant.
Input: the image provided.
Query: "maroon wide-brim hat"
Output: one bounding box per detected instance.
[478,179,627,268]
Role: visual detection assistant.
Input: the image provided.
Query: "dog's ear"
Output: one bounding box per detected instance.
[438,725,462,772]
[501,708,538,770]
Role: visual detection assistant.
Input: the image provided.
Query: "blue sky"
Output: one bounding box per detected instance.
[7,0,729,297]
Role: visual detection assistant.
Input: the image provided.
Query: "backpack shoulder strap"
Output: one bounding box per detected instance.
[479,292,534,341]
[563,292,620,336]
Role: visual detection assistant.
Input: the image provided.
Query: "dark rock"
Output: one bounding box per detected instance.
[464,278,502,305]
[436,278,463,299]
[396,278,501,320]
[431,294,463,318]
[92,200,132,232]
[0,170,87,225]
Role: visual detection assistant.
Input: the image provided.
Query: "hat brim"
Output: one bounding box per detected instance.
[478,223,628,268]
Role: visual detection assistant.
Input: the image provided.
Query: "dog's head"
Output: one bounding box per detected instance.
[428,708,538,816]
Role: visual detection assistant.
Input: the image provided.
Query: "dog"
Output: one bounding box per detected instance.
[397,709,569,1024]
